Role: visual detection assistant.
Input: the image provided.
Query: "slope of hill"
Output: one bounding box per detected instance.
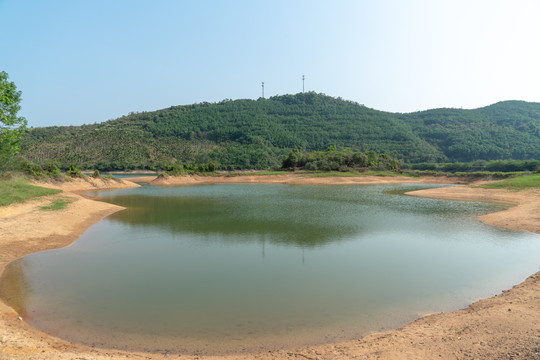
[20,93,540,170]
[400,101,540,162]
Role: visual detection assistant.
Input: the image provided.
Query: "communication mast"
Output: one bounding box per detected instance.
[262,82,265,98]
[302,75,305,93]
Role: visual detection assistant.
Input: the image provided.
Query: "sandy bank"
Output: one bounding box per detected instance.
[0,175,539,360]
[32,175,142,192]
[406,185,540,234]
[150,173,472,186]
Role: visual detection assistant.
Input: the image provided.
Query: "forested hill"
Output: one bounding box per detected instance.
[20,93,540,170]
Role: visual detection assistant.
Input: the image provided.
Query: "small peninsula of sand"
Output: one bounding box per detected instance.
[0,174,539,360]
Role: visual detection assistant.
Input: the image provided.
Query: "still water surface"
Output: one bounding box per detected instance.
[1,183,539,354]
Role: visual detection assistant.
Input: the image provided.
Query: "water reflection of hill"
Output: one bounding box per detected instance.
[94,184,505,249]
[100,193,360,248]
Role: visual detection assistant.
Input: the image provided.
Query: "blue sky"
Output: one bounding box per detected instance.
[2,0,540,127]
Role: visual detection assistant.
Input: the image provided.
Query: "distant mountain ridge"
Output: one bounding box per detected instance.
[20,93,540,170]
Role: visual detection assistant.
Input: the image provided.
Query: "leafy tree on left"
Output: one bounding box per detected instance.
[0,71,27,167]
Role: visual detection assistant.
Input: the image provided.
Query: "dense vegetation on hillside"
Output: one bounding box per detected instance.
[400,101,540,161]
[404,160,540,173]
[19,93,540,170]
[282,147,400,171]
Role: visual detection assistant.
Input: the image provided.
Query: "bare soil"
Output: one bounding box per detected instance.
[0,174,539,360]
[149,173,474,186]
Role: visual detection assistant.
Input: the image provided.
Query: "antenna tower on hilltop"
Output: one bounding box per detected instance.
[262,82,265,98]
[302,75,305,93]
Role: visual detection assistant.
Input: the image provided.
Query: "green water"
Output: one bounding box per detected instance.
[1,183,539,354]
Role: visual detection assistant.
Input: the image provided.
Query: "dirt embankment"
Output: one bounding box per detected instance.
[150,173,478,186]
[0,174,539,360]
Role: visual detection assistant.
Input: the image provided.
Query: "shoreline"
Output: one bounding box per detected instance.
[0,174,539,359]
[146,173,475,186]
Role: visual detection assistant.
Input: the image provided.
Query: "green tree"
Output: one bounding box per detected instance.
[0,71,27,164]
[282,149,301,168]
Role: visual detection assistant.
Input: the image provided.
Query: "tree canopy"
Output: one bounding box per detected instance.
[282,147,400,172]
[19,93,540,171]
[0,71,27,163]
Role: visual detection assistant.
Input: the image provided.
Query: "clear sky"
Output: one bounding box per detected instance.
[1,0,540,127]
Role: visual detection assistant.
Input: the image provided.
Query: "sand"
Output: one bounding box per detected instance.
[149,173,473,186]
[0,174,539,360]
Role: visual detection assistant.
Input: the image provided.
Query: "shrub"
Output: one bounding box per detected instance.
[20,160,43,177]
[206,162,216,172]
[282,149,301,168]
[165,162,184,175]
[305,162,318,171]
[43,160,62,178]
[67,165,84,178]
[281,148,400,172]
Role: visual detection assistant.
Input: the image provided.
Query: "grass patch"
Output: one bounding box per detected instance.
[478,173,540,191]
[40,198,72,211]
[0,177,62,207]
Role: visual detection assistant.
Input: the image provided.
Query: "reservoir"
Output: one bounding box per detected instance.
[1,183,539,354]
